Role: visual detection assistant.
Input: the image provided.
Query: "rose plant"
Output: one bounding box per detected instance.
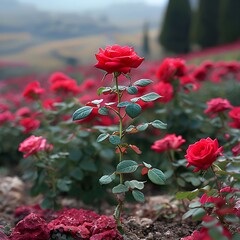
[72,44,167,232]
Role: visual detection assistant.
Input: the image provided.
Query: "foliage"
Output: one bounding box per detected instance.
[194,0,220,48]
[0,44,240,238]
[219,0,240,44]
[159,0,192,53]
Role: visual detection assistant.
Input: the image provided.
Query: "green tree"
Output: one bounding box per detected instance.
[195,0,220,48]
[219,0,240,44]
[159,0,192,53]
[142,22,150,57]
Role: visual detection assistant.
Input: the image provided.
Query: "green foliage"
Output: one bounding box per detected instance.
[72,106,93,120]
[219,0,240,44]
[159,0,192,53]
[194,0,220,48]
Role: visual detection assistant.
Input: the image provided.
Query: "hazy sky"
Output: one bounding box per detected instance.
[18,0,167,12]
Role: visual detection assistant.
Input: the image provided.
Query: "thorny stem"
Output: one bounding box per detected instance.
[113,73,125,231]
[211,166,222,193]
[167,150,188,212]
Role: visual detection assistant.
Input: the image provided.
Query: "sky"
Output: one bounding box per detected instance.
[18,0,167,13]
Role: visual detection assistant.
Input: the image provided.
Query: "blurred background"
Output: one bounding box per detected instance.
[0,0,240,72]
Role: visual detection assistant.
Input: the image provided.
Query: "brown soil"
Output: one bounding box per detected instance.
[0,176,198,239]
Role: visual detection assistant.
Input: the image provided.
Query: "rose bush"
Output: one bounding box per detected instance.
[0,47,240,238]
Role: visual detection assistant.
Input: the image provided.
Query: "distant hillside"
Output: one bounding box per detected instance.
[88,2,165,30]
[0,0,165,38]
[0,0,118,39]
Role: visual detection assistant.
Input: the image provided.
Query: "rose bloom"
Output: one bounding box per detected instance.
[152,82,174,103]
[50,79,80,95]
[19,118,40,134]
[179,75,200,92]
[228,106,240,129]
[0,111,15,125]
[204,98,233,117]
[185,138,223,172]
[181,220,232,240]
[95,45,144,74]
[49,72,70,83]
[232,142,240,156]
[23,81,45,100]
[156,58,186,82]
[19,135,53,158]
[151,134,186,153]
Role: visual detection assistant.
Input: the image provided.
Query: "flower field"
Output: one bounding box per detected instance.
[0,45,240,239]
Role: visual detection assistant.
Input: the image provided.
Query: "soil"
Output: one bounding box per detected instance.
[0,176,198,239]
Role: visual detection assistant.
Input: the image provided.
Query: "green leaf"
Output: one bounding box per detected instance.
[209,226,229,240]
[57,178,72,192]
[143,161,152,168]
[112,184,128,193]
[91,99,103,104]
[176,189,199,200]
[116,160,139,173]
[69,150,82,162]
[41,197,54,209]
[125,103,142,118]
[189,201,201,208]
[177,177,186,187]
[148,168,166,185]
[127,86,138,94]
[232,233,240,240]
[130,97,140,102]
[117,101,130,108]
[126,125,136,132]
[140,92,161,102]
[202,218,218,228]
[132,190,145,203]
[176,191,192,200]
[109,135,121,145]
[182,208,198,220]
[72,106,93,120]
[192,208,206,221]
[99,174,116,185]
[125,180,145,190]
[80,160,97,172]
[97,87,105,95]
[70,168,84,181]
[97,133,109,142]
[133,79,153,87]
[136,123,149,131]
[98,107,109,115]
[151,120,167,129]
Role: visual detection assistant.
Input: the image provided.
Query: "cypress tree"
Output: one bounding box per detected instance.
[159,0,192,53]
[195,0,220,48]
[219,0,240,44]
[142,22,150,57]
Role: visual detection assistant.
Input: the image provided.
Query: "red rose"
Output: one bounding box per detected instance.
[156,58,186,82]
[19,117,40,134]
[23,81,45,100]
[185,138,223,172]
[49,72,69,83]
[50,79,80,95]
[232,142,240,156]
[151,134,186,153]
[95,45,144,74]
[229,107,240,129]
[0,111,15,125]
[204,98,233,117]
[152,82,174,103]
[19,135,53,158]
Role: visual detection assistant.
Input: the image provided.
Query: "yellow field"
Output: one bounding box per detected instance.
[0,29,163,71]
